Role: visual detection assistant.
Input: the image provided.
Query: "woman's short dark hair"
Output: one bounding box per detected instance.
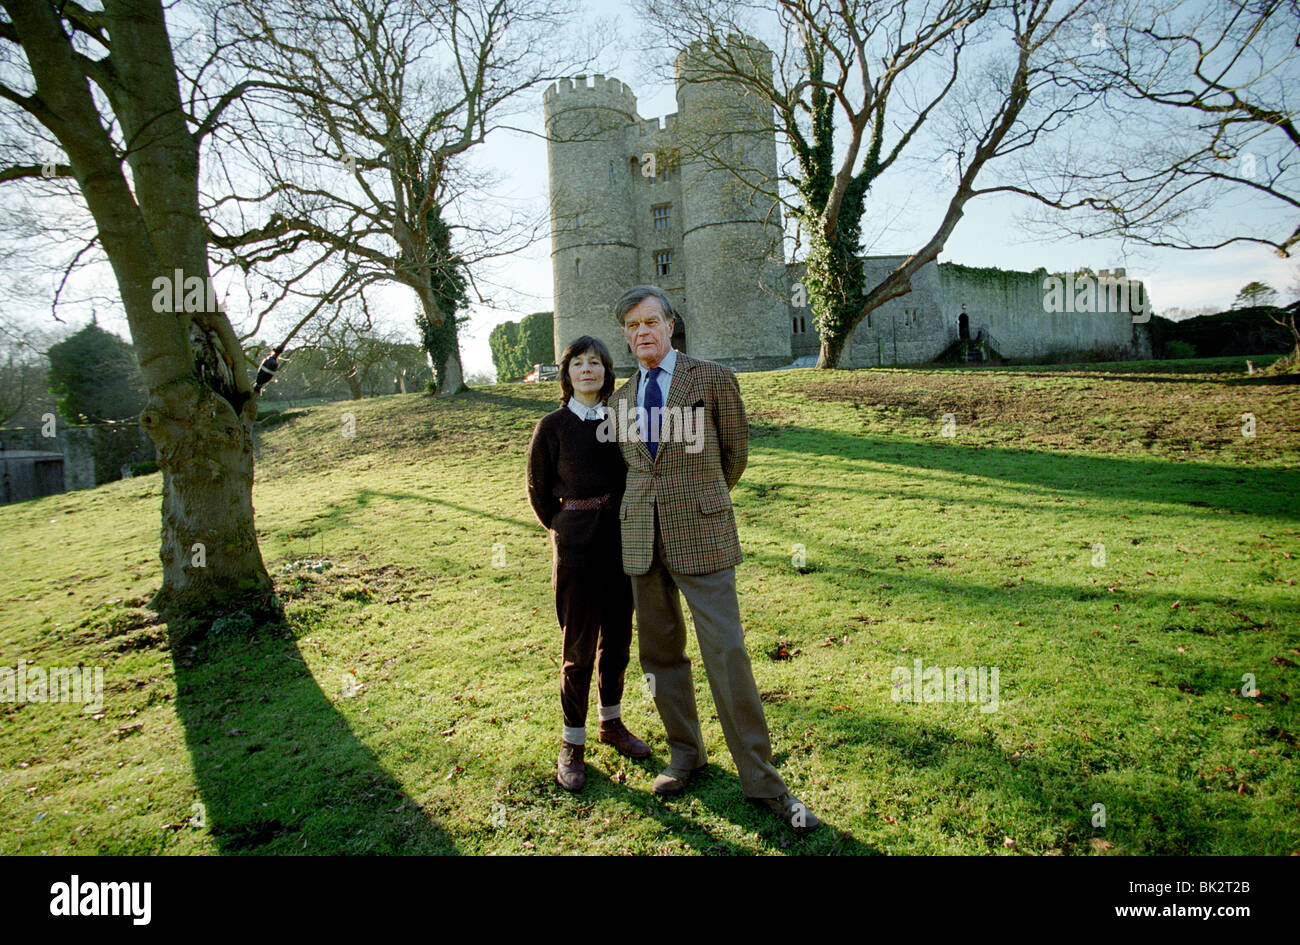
[558,335,616,405]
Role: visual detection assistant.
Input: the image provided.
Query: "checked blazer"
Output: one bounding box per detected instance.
[609,350,748,576]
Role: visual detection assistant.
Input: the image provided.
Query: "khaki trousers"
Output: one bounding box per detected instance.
[631,516,787,799]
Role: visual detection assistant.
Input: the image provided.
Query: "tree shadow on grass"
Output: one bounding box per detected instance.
[296,487,538,536]
[754,429,1300,520]
[775,704,1229,854]
[171,623,456,854]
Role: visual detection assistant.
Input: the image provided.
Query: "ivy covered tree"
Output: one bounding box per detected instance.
[413,182,470,395]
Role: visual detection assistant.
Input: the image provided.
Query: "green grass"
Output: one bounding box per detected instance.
[1,360,1297,855]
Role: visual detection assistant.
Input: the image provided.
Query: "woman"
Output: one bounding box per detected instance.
[526,335,651,791]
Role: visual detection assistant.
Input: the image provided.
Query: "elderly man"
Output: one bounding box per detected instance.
[606,284,819,835]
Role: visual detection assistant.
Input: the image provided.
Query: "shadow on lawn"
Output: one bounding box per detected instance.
[171,624,456,855]
[774,702,1228,855]
[546,758,874,855]
[299,487,538,535]
[754,428,1300,520]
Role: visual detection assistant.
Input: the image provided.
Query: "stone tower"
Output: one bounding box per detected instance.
[543,36,791,374]
[673,36,789,371]
[543,74,642,374]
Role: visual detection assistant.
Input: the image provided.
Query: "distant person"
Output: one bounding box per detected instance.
[526,335,651,791]
[606,284,820,835]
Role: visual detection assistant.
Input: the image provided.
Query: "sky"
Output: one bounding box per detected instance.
[4,0,1296,380]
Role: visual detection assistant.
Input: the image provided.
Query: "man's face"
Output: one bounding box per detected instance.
[622,296,673,369]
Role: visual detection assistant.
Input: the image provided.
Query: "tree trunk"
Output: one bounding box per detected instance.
[437,342,465,396]
[3,0,274,628]
[817,333,847,369]
[143,377,272,617]
[345,367,362,400]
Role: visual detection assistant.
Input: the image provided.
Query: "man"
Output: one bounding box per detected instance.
[606,284,819,835]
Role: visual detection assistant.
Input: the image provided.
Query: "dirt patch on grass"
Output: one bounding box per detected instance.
[779,369,1300,460]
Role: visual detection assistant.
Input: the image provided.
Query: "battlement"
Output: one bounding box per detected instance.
[543,74,639,116]
[675,33,774,75]
[640,112,680,135]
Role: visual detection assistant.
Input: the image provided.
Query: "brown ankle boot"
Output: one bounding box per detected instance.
[556,740,585,791]
[597,718,651,759]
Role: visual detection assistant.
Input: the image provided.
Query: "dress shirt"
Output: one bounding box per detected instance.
[567,397,606,421]
[635,347,677,411]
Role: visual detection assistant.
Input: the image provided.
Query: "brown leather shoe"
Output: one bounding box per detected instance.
[597,718,652,759]
[747,792,821,835]
[556,740,585,792]
[652,762,707,795]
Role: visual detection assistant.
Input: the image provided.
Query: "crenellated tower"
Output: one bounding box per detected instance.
[543,37,792,374]
[544,75,643,374]
[673,36,790,370]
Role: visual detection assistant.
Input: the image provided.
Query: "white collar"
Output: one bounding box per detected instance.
[639,347,678,381]
[567,397,605,421]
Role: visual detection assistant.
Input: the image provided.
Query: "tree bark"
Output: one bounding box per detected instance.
[816,334,846,370]
[345,367,363,400]
[2,0,273,626]
[437,342,464,397]
[144,377,271,616]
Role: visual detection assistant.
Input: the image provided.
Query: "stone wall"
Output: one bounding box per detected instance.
[0,421,155,495]
[786,259,1153,366]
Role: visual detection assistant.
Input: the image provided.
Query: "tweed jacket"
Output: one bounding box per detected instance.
[608,350,747,576]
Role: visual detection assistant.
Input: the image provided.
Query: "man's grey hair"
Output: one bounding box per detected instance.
[614,285,677,326]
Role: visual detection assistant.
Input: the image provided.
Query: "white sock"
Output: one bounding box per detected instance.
[597,703,621,722]
[562,725,586,745]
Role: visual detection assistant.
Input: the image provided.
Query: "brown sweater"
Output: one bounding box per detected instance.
[526,406,627,569]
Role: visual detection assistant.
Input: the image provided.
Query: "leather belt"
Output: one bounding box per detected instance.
[561,492,614,510]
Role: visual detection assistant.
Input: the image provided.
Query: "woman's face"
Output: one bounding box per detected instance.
[568,349,605,401]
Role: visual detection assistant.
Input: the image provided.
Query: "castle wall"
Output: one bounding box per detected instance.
[785,259,1153,365]
[937,264,1152,360]
[544,40,792,377]
[673,38,790,372]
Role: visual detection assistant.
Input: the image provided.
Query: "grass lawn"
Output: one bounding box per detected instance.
[1,355,1296,855]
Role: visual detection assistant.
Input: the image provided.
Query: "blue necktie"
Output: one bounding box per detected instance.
[644,366,662,459]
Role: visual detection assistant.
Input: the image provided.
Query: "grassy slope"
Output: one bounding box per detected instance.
[1,356,1297,855]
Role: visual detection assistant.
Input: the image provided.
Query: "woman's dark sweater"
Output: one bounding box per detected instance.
[526,405,627,569]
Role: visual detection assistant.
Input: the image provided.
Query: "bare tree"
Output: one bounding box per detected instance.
[202,0,605,394]
[303,310,419,399]
[0,316,56,426]
[0,0,278,623]
[1015,0,1299,257]
[640,0,1101,368]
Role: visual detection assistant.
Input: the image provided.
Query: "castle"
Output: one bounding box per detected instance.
[543,37,1151,375]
